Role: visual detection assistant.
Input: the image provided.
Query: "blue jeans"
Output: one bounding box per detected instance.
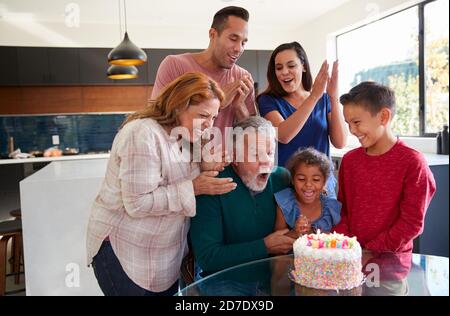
[92,241,178,296]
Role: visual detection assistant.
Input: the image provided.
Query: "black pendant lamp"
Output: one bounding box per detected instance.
[108,32,147,66]
[108,0,147,67]
[107,65,138,79]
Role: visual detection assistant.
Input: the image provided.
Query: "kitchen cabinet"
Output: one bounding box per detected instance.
[237,50,258,84]
[0,46,19,85]
[237,50,272,94]
[17,47,80,85]
[256,50,272,92]
[418,164,449,257]
[48,48,80,84]
[132,62,149,84]
[17,47,49,84]
[79,48,115,85]
[146,49,173,84]
[1,46,272,87]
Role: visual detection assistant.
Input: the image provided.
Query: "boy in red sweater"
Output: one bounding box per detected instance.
[334,81,436,253]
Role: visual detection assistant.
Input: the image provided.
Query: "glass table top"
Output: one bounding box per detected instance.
[177,251,449,296]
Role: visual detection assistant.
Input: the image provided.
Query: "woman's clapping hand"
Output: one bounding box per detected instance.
[310,60,329,100]
[326,60,339,101]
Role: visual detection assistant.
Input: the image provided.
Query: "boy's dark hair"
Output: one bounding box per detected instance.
[286,148,330,182]
[340,81,396,117]
[211,6,249,34]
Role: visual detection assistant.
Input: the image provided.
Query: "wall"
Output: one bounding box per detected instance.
[0,1,422,64]
[0,20,294,50]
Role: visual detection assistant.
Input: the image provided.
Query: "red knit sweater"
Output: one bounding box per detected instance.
[334,140,436,253]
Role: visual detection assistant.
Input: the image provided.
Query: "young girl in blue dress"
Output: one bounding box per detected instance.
[274,148,341,238]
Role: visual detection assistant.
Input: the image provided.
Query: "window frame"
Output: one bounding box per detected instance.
[336,0,446,137]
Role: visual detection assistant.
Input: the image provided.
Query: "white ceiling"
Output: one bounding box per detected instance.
[0,0,351,30]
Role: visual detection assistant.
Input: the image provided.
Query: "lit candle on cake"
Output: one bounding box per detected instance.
[342,239,349,249]
[331,239,336,248]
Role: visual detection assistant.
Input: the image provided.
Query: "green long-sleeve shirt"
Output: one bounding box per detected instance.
[190,165,290,275]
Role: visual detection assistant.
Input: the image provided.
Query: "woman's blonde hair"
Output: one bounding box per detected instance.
[121,72,224,128]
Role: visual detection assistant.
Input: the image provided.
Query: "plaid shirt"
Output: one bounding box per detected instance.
[86,118,200,292]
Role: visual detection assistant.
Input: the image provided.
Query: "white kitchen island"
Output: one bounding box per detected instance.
[19,158,107,296]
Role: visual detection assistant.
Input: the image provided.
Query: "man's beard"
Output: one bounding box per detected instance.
[240,172,270,193]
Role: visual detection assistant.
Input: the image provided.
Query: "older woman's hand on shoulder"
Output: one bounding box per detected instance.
[200,143,231,172]
[193,171,237,196]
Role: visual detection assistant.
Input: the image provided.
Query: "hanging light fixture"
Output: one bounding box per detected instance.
[107,65,138,79]
[108,0,147,66]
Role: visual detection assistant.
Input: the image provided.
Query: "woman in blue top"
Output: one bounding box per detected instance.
[274,148,341,238]
[257,42,347,197]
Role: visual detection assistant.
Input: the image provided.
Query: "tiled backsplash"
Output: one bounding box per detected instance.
[0,114,127,155]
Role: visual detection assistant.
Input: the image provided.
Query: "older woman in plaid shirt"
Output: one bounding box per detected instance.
[87,72,236,296]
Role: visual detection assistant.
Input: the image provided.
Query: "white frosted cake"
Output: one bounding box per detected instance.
[292,231,364,290]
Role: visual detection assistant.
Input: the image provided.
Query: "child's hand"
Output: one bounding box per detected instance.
[294,215,311,235]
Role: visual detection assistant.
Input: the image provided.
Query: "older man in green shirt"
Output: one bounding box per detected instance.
[190,116,296,279]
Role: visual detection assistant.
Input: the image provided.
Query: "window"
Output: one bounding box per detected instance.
[337,0,449,136]
[424,0,449,134]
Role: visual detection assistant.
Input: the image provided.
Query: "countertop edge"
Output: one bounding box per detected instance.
[0,153,110,165]
[330,147,449,166]
[2,149,449,166]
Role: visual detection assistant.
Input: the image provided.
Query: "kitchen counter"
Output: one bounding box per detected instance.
[0,153,110,165]
[2,148,448,166]
[20,158,107,295]
[330,147,449,166]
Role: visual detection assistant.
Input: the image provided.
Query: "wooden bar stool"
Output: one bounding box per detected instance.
[9,209,23,284]
[0,219,22,296]
[10,209,21,220]
[180,238,195,286]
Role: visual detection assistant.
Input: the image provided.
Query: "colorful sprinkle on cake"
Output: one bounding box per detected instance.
[292,230,364,290]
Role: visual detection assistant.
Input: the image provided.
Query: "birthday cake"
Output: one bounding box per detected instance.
[292,231,364,290]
